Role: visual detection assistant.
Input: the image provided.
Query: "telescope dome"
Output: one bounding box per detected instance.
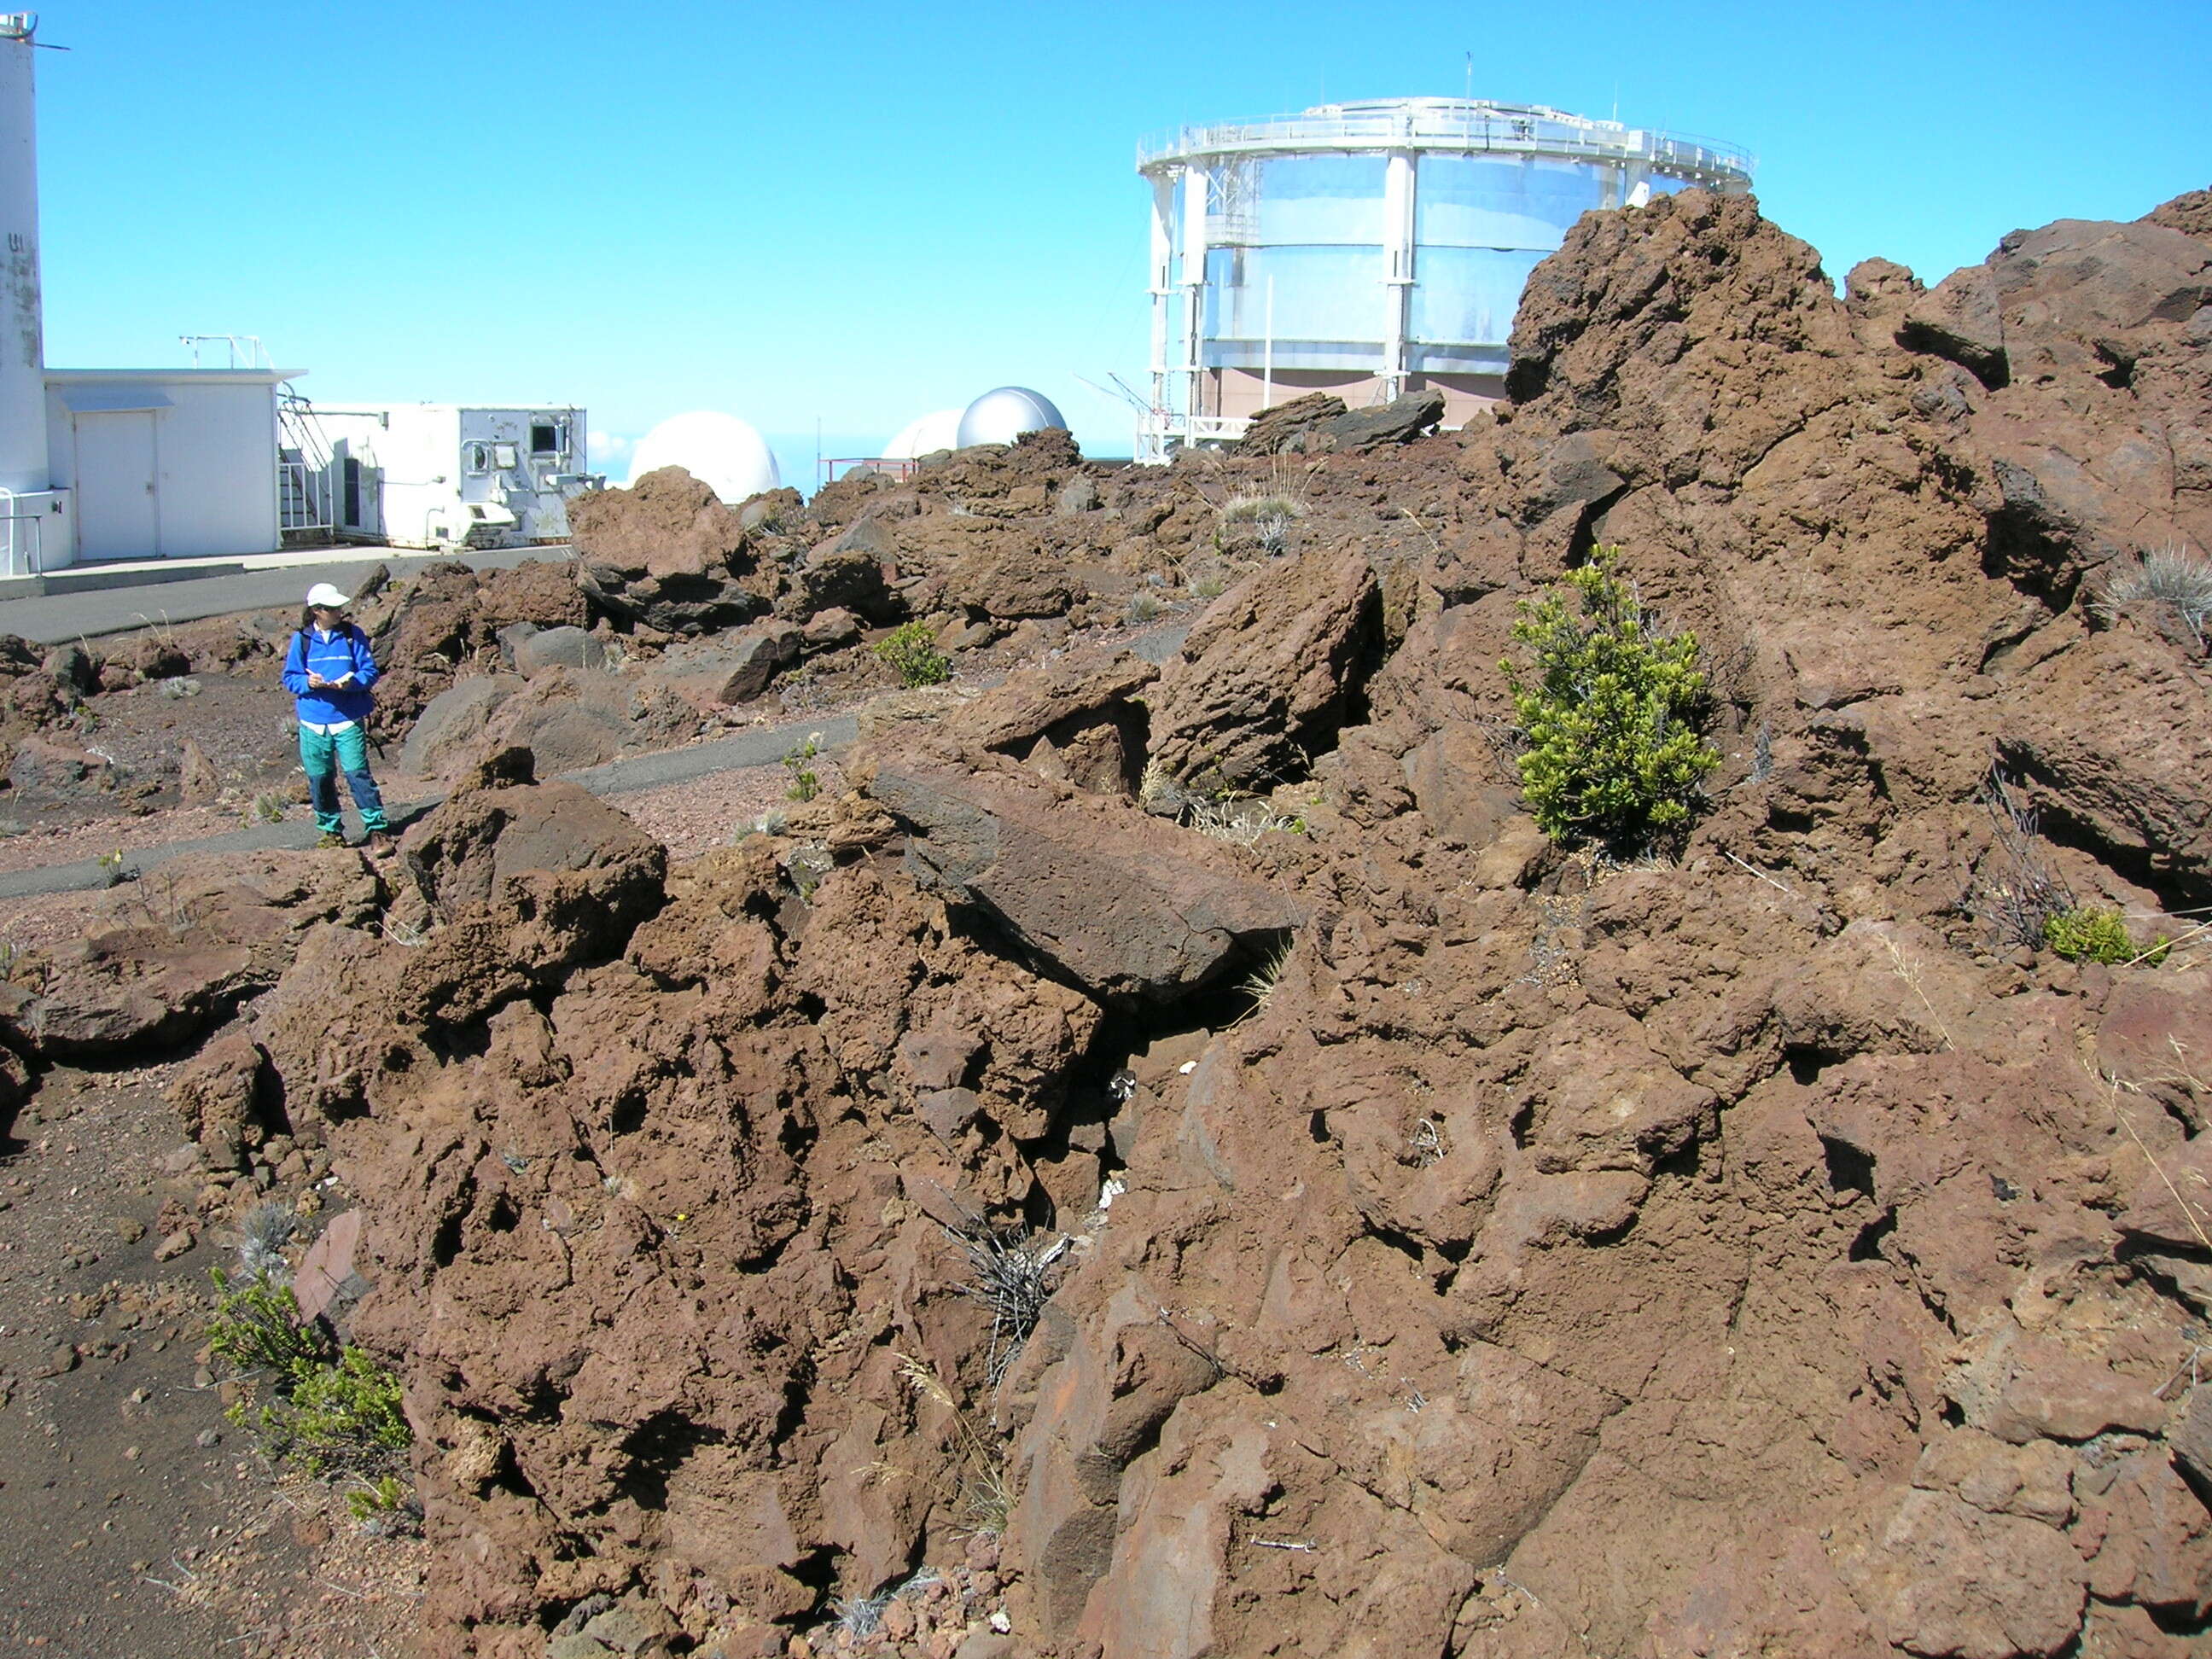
[628,410,781,503]
[956,387,1067,448]
[883,409,964,461]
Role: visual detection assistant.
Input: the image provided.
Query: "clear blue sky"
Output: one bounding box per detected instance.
[28,0,2210,485]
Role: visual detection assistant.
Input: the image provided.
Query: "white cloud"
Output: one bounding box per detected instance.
[588,430,635,467]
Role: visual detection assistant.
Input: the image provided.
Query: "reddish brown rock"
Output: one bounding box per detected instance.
[870,760,1301,1003]
[1144,548,1382,795]
[922,645,1157,795]
[570,466,765,634]
[0,847,377,1058]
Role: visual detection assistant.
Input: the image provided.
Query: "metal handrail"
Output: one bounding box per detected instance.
[1140,102,1752,183]
[277,460,332,533]
[1,512,44,578]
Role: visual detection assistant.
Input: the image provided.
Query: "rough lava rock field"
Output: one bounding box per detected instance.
[0,184,2210,1659]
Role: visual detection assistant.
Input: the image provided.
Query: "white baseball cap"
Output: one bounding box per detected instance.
[304,582,351,609]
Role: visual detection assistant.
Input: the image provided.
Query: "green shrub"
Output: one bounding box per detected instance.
[209,1266,410,1477]
[873,621,952,688]
[277,1345,410,1473]
[1503,548,1719,847]
[783,732,822,802]
[2043,907,2168,966]
[208,1265,322,1374]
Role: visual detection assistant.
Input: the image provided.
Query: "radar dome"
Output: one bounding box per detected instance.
[882,409,964,461]
[627,410,781,503]
[956,387,1067,448]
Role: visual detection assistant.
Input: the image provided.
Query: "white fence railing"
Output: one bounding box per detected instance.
[1137,411,1251,463]
[278,460,332,535]
[0,512,44,579]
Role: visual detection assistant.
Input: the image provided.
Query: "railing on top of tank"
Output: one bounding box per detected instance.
[1138,108,1752,183]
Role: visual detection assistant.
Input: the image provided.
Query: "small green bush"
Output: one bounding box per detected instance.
[783,732,822,802]
[1503,548,1719,847]
[278,1345,410,1472]
[873,621,952,688]
[208,1265,322,1374]
[2043,907,2168,966]
[209,1266,410,1477]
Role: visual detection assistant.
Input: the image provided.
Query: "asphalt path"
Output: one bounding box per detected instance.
[0,710,863,900]
[0,620,1196,899]
[0,544,553,646]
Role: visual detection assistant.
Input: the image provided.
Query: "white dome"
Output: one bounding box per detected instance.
[956,386,1068,448]
[882,409,964,461]
[627,410,781,503]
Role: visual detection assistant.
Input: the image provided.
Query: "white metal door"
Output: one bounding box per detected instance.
[74,412,160,559]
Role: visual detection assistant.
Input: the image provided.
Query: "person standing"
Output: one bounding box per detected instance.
[282,582,394,853]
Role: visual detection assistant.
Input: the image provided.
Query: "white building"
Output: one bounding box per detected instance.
[2,13,68,573]
[42,367,292,562]
[310,405,595,550]
[1,17,592,573]
[2,15,294,571]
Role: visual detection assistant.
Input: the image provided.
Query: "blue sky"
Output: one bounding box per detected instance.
[28,0,2210,486]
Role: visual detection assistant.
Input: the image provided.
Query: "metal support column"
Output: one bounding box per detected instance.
[1382,148,1417,403]
[1179,166,1208,424]
[1146,174,1176,457]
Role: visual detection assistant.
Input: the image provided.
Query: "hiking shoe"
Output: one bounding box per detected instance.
[365,831,397,855]
[316,830,346,849]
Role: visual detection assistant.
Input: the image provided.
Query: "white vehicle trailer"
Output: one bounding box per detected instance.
[311,405,595,550]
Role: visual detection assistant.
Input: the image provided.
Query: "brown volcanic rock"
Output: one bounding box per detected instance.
[0,847,377,1058]
[1936,214,2212,604]
[1234,390,1447,457]
[924,643,1157,795]
[250,829,1115,1651]
[1234,392,1346,456]
[1145,548,1382,796]
[1995,620,2212,903]
[870,760,1301,1003]
[569,465,765,634]
[212,187,2212,1659]
[2146,187,2212,242]
[387,777,666,1025]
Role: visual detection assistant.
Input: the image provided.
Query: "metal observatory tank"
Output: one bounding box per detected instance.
[1136,97,1753,458]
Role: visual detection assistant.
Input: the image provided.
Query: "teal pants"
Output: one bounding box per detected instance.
[300,723,388,835]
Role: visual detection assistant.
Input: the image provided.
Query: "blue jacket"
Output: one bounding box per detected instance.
[282,623,381,725]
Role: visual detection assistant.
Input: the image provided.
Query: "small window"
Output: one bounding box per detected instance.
[492,443,518,469]
[464,442,492,473]
[530,422,562,456]
[342,457,362,526]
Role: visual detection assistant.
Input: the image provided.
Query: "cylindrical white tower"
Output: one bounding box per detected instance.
[1135,98,1754,458]
[0,12,47,497]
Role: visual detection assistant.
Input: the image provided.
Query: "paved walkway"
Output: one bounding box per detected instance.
[0,544,557,646]
[0,546,1194,901]
[0,710,864,900]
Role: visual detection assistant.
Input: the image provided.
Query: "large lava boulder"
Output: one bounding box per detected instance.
[570,466,767,634]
